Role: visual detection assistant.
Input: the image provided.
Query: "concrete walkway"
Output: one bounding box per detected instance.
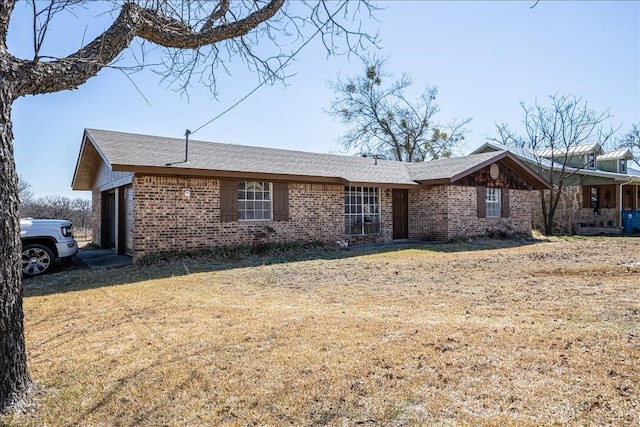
[76,249,132,269]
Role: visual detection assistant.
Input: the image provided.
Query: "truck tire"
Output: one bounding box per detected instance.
[22,243,55,277]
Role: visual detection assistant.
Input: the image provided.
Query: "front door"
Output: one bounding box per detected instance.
[392,189,409,239]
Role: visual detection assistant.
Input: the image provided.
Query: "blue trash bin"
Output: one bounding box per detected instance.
[622,211,640,234]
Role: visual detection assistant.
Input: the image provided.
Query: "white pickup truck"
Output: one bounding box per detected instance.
[20,218,79,277]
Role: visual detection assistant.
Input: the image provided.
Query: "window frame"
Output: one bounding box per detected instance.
[587,152,595,170]
[620,158,627,174]
[345,186,381,235]
[485,187,502,218]
[237,181,273,221]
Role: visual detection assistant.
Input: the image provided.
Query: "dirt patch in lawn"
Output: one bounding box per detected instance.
[3,236,639,426]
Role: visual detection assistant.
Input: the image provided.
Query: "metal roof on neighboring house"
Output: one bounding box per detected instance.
[596,148,634,161]
[472,141,640,182]
[72,129,551,191]
[533,142,602,158]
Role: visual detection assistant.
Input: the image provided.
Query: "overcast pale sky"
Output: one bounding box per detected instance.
[8,1,640,200]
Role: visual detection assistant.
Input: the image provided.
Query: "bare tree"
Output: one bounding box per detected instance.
[493,93,616,235]
[70,198,92,234]
[20,195,73,219]
[0,0,376,412]
[17,175,33,204]
[328,56,471,162]
[617,123,640,166]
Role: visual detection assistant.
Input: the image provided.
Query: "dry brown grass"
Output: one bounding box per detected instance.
[3,236,639,426]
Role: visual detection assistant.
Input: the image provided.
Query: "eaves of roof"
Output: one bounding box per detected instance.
[75,129,552,191]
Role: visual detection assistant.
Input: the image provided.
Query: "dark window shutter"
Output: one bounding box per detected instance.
[220,180,238,222]
[477,186,486,218]
[273,182,289,221]
[501,189,510,218]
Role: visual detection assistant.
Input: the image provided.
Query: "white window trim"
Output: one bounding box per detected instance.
[238,181,272,221]
[345,186,381,235]
[486,188,502,218]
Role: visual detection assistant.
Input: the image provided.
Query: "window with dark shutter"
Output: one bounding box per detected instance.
[477,186,487,218]
[220,180,238,222]
[501,189,510,218]
[273,182,289,222]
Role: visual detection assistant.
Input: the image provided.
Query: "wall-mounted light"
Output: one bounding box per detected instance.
[182,188,191,199]
[385,188,392,197]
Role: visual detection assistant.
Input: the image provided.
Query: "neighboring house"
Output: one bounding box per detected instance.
[72,129,550,261]
[473,141,640,234]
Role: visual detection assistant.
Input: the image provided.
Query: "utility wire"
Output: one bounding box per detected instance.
[190,1,348,135]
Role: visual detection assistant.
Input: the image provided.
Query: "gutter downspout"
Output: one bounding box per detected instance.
[619,180,633,230]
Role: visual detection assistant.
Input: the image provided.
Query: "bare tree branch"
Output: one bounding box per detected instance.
[491,93,616,235]
[328,56,470,162]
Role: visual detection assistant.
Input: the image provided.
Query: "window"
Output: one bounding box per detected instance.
[345,187,380,235]
[486,188,502,218]
[587,152,595,169]
[238,181,272,220]
[220,180,288,223]
[620,159,627,173]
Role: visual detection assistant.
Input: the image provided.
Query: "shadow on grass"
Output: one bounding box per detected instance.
[23,236,547,298]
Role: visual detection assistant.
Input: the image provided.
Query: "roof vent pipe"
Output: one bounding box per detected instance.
[184,129,191,163]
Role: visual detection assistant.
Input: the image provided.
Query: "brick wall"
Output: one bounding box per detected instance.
[91,188,102,245]
[131,177,355,259]
[409,186,532,241]
[110,175,537,260]
[408,186,448,240]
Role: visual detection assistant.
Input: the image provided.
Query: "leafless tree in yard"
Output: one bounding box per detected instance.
[492,93,616,235]
[0,0,377,412]
[616,123,640,166]
[328,56,471,162]
[17,175,33,204]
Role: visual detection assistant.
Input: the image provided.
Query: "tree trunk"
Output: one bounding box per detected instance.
[0,85,32,412]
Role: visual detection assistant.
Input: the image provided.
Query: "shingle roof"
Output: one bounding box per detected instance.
[72,129,550,190]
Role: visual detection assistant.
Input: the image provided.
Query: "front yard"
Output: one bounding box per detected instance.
[3,236,639,426]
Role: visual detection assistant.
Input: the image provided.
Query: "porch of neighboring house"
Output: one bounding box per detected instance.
[576,183,640,235]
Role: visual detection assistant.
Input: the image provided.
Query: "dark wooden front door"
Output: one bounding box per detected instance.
[392,189,409,239]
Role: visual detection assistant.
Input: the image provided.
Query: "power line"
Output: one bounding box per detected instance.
[190,1,348,136]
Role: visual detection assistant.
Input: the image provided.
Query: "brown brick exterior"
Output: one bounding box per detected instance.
[130,177,353,260]
[409,186,532,241]
[91,188,102,245]
[90,172,536,261]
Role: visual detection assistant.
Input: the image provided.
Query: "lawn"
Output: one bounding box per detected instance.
[3,236,639,426]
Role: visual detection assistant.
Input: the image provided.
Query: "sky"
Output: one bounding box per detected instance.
[7,1,640,200]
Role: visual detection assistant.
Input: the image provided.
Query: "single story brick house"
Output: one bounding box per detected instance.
[71,129,550,261]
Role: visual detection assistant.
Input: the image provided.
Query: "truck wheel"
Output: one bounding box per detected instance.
[22,244,55,277]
